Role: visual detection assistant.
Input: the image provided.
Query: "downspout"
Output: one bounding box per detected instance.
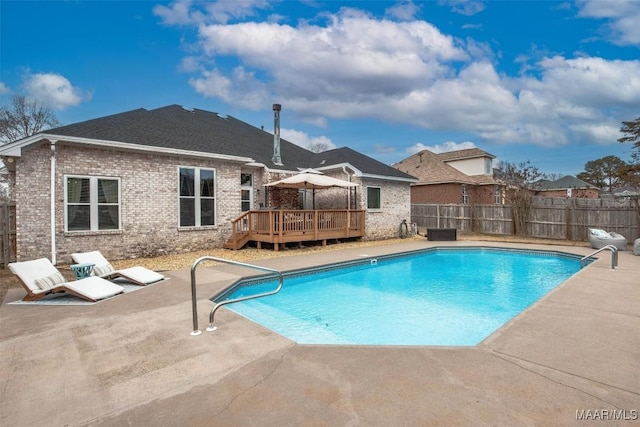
[342,165,355,209]
[50,140,57,264]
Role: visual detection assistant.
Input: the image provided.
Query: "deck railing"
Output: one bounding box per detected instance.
[226,209,365,250]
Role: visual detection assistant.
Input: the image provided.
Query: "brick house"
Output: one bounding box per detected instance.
[531,176,600,198]
[0,105,416,263]
[392,148,504,205]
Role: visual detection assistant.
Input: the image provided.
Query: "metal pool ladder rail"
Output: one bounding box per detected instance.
[190,256,284,336]
[580,244,618,270]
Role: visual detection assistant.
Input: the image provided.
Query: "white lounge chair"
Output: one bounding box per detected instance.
[588,228,627,250]
[8,258,125,302]
[71,251,165,286]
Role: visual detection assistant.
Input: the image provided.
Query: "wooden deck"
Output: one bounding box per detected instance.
[224,209,365,250]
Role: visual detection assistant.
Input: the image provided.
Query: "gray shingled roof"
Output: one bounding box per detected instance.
[43,105,414,180]
[315,147,416,181]
[46,105,316,171]
[534,175,599,190]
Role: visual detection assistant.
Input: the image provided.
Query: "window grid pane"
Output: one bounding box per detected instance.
[180,168,195,196]
[67,206,90,231]
[200,170,214,197]
[180,199,196,227]
[367,187,381,209]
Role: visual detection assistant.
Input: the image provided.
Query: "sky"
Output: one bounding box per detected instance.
[1,0,639,176]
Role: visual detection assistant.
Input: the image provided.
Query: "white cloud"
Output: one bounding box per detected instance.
[408,140,476,155]
[385,1,421,21]
[280,128,336,151]
[189,66,269,109]
[153,0,198,26]
[22,73,84,110]
[439,0,486,16]
[178,56,202,73]
[569,122,622,145]
[374,144,398,154]
[164,3,640,150]
[0,82,9,94]
[577,0,640,45]
[154,0,271,25]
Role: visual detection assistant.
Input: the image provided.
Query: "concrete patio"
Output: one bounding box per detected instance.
[1,240,638,426]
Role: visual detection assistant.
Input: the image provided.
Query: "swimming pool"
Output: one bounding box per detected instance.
[214,247,586,346]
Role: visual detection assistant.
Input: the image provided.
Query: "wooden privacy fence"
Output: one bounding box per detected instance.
[0,202,17,267]
[412,197,639,242]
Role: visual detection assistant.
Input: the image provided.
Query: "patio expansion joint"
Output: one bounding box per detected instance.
[213,344,296,419]
[489,349,640,407]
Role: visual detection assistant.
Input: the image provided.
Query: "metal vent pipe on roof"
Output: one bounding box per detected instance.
[272,104,283,166]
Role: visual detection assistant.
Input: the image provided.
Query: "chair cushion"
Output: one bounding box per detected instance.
[590,229,610,238]
[93,264,115,276]
[34,272,66,290]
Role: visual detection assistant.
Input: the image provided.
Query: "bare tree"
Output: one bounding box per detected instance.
[0,95,61,144]
[308,142,331,153]
[495,160,545,237]
[617,117,640,228]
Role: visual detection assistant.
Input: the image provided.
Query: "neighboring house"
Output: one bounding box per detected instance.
[0,104,416,263]
[531,176,599,198]
[393,148,503,204]
[610,186,640,200]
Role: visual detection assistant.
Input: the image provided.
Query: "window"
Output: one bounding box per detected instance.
[462,184,469,204]
[66,176,120,231]
[367,187,381,210]
[179,167,216,227]
[240,173,253,211]
[494,185,501,204]
[484,158,492,175]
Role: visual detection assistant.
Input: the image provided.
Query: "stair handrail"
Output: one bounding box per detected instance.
[190,256,283,336]
[580,244,618,270]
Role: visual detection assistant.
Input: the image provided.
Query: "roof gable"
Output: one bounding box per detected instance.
[436,148,495,162]
[314,147,416,181]
[393,149,497,185]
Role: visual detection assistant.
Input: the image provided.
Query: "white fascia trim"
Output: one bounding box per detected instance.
[315,162,363,176]
[0,134,46,156]
[0,133,254,163]
[359,172,418,183]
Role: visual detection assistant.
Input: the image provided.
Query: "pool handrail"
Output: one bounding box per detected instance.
[580,244,618,270]
[190,256,283,336]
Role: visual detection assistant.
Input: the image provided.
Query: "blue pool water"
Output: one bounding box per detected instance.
[217,248,584,346]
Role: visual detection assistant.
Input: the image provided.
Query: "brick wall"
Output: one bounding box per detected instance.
[14,142,258,263]
[13,142,414,261]
[411,183,499,204]
[358,178,411,240]
[411,183,463,204]
[469,184,499,204]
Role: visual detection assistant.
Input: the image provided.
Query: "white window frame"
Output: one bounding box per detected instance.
[178,166,217,228]
[64,175,121,232]
[367,186,382,210]
[462,184,469,204]
[240,173,253,212]
[494,185,502,204]
[484,158,492,175]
